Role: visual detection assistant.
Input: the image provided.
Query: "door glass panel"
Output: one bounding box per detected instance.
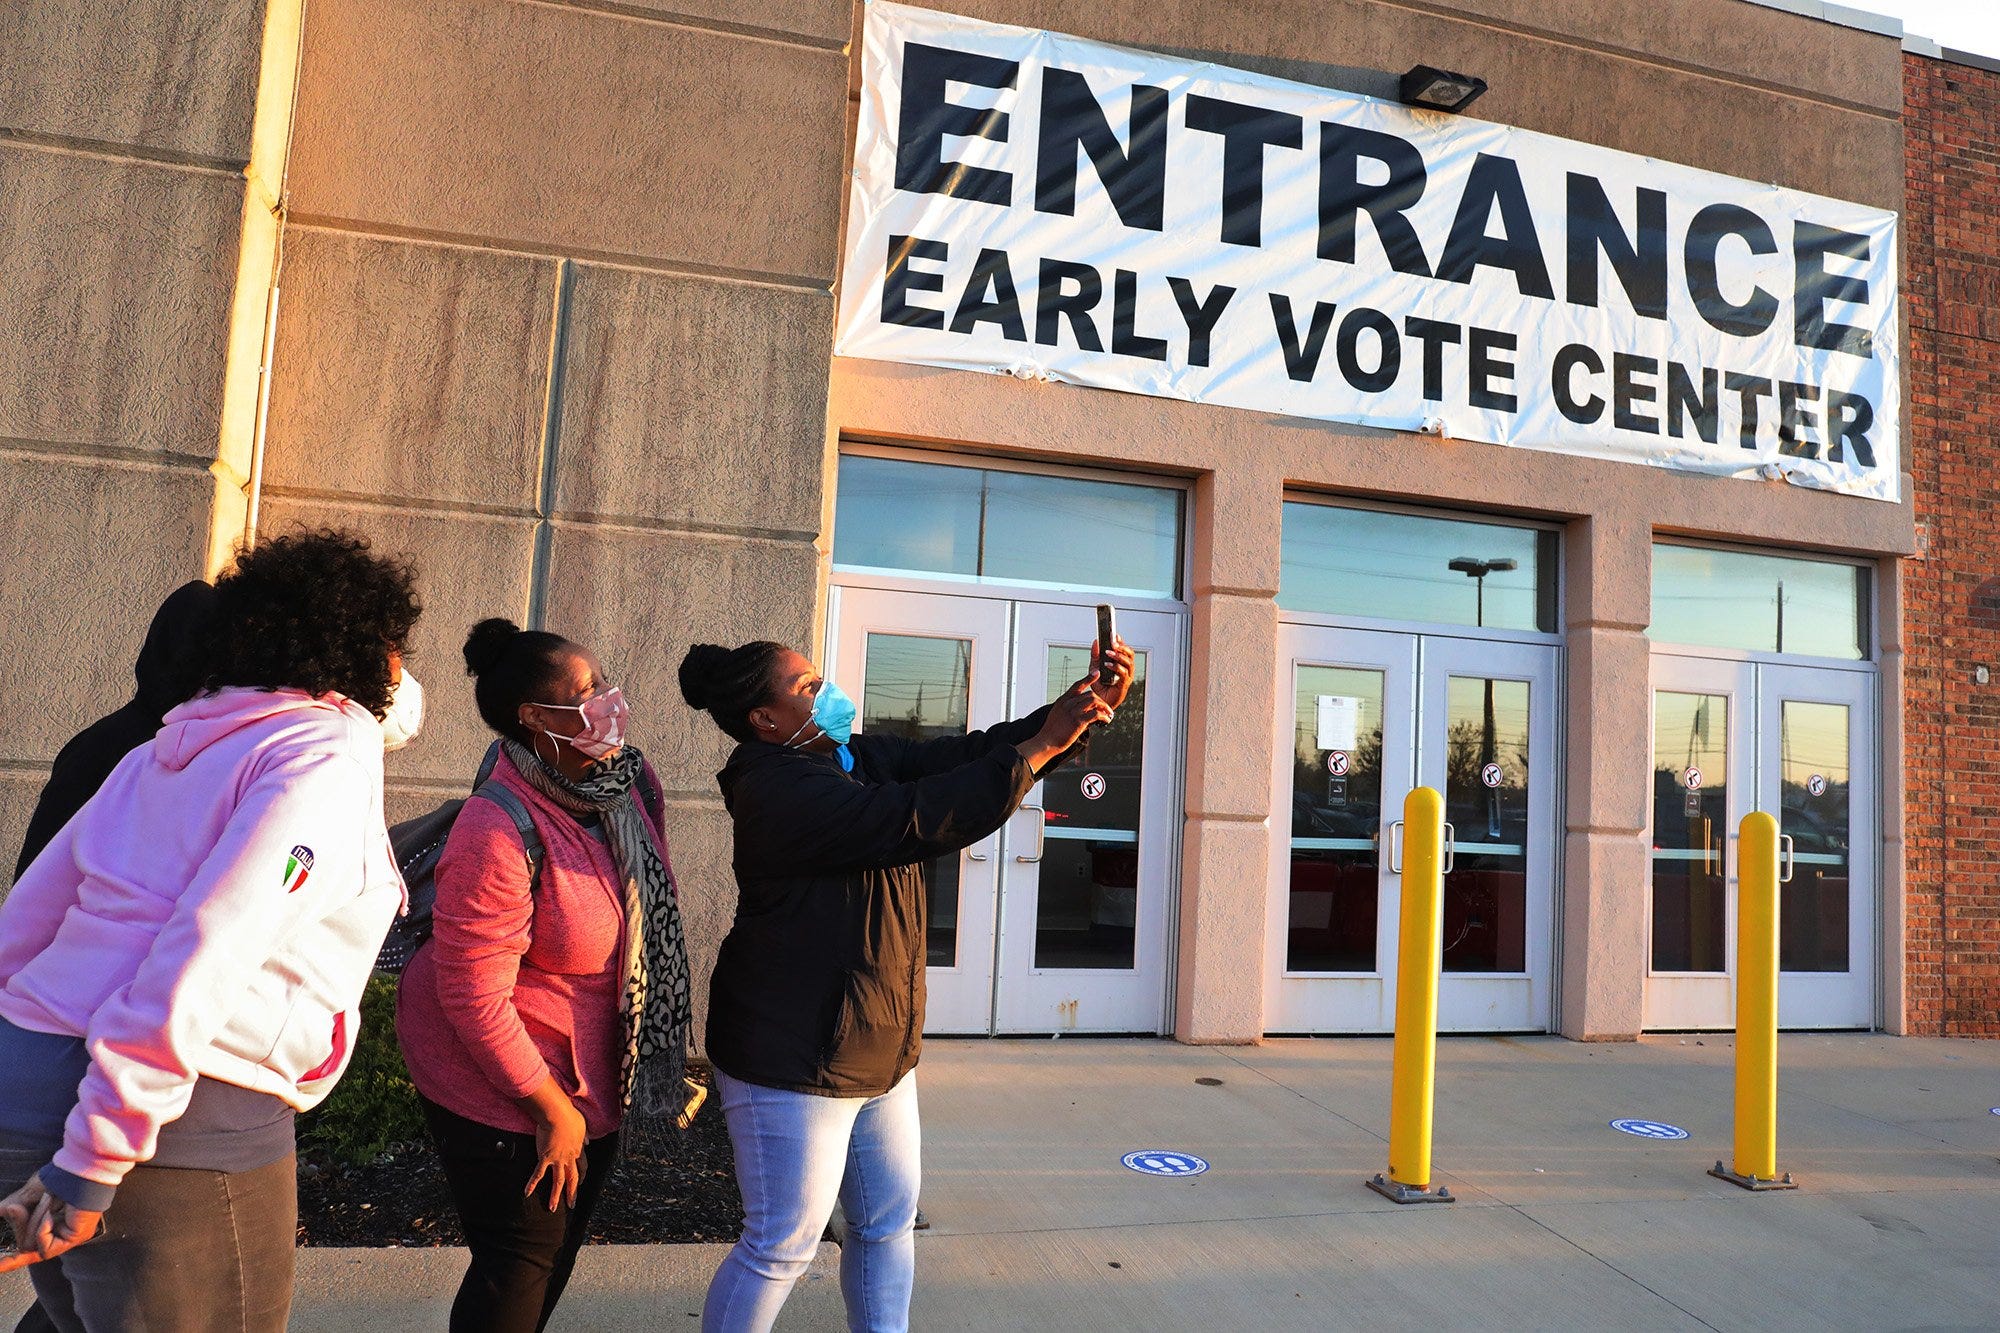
[1036,646,1148,969]
[860,633,972,967]
[1650,545,1867,660]
[833,455,1184,596]
[1280,503,1557,632]
[1287,666,1385,972]
[1779,701,1850,973]
[1652,692,1729,972]
[1442,677,1529,973]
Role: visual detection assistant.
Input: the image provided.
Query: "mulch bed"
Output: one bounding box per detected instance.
[297,1069,743,1247]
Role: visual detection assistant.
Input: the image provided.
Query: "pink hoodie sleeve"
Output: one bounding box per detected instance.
[427,801,549,1100]
[0,819,85,988]
[54,749,371,1202]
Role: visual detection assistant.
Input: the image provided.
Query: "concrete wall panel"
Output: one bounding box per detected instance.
[264,229,558,511]
[0,455,214,764]
[0,0,264,162]
[0,145,239,457]
[538,524,821,793]
[287,0,848,279]
[1,772,47,892]
[1174,816,1270,1042]
[1559,830,1649,1037]
[603,0,850,45]
[1183,594,1278,822]
[556,267,832,535]
[656,798,737,1045]
[256,496,536,788]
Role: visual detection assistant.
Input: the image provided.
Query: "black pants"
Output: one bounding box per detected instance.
[420,1096,619,1333]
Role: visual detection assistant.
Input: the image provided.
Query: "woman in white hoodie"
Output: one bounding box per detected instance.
[0,528,423,1333]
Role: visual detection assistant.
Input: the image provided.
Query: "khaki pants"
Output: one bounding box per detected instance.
[4,1155,296,1333]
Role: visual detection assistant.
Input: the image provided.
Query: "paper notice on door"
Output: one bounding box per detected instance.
[1315,695,1360,752]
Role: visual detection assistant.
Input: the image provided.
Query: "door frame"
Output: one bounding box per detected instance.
[1644,649,1881,1031]
[1266,620,1564,1034]
[826,574,1190,1036]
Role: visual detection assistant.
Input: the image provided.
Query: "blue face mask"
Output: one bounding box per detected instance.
[781,679,858,748]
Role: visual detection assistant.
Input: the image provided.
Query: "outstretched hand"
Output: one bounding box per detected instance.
[1017,674,1115,771]
[0,1174,101,1273]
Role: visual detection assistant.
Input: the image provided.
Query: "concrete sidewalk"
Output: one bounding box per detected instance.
[7,1035,1996,1329]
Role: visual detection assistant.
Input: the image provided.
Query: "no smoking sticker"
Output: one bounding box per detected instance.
[1081,772,1106,800]
[1683,767,1703,791]
[1807,774,1827,796]
[1326,751,1350,777]
[1480,762,1503,789]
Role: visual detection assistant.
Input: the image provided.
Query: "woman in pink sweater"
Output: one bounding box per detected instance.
[396,619,691,1333]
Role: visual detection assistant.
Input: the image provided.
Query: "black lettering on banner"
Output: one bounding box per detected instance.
[1665,363,1720,443]
[1112,269,1169,361]
[1611,353,1660,434]
[1777,381,1822,458]
[949,248,1026,340]
[1552,344,1604,424]
[1317,124,1433,276]
[895,44,1019,205]
[1724,371,1774,449]
[1566,174,1668,320]
[1404,317,1462,401]
[1184,95,1304,247]
[1036,259,1106,350]
[1167,278,1237,366]
[1826,390,1876,466]
[1468,326,1519,412]
[1686,204,1780,338]
[1793,223,1874,358]
[1036,70,1169,231]
[884,235,949,328]
[1270,294,1339,382]
[1436,155,1554,300]
[1336,307,1401,393]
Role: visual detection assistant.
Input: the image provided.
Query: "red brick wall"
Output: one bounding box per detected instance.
[1902,52,2000,1036]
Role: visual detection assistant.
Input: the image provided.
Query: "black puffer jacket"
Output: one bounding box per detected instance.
[705,707,1062,1096]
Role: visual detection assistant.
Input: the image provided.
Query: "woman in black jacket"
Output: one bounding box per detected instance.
[678,636,1131,1333]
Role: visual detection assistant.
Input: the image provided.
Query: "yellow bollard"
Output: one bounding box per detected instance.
[1709,810,1797,1190]
[1367,787,1454,1205]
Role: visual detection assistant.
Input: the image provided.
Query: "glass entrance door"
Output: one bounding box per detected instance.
[828,585,1180,1035]
[1267,625,1558,1032]
[1645,656,1876,1029]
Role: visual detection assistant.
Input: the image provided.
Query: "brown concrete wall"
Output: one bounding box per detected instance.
[267,0,850,1027]
[0,0,269,880]
[826,0,1911,1039]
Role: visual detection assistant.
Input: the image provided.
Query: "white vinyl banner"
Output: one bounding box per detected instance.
[836,2,1901,501]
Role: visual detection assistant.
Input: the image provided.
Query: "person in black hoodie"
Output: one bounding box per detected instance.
[678,635,1132,1333]
[13,581,217,880]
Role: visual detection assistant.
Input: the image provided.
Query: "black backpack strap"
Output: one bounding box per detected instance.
[471,781,543,896]
[472,738,504,789]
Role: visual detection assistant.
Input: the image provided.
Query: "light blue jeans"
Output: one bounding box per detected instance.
[702,1069,920,1333]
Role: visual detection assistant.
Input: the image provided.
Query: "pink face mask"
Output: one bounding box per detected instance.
[534,686,628,760]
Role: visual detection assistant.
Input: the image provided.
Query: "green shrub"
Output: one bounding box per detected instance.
[299,972,427,1167]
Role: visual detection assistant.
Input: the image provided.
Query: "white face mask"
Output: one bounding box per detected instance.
[381,670,425,752]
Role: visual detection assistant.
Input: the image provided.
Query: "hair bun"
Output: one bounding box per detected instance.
[676,643,733,711]
[463,618,523,677]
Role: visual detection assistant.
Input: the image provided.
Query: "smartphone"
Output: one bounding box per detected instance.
[1095,603,1117,674]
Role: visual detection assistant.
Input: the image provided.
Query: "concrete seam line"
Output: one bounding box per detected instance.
[0,127,242,175]
[523,0,847,52]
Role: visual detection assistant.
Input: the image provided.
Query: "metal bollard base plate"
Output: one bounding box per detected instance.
[1366,1173,1455,1204]
[1708,1161,1798,1191]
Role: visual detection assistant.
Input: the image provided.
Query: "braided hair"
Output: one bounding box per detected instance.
[677,641,787,743]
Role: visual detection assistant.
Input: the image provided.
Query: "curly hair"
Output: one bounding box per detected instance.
[197,528,422,718]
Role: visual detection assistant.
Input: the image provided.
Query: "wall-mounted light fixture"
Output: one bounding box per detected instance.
[1398,64,1488,113]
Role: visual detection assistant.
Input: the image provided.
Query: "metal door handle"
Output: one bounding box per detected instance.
[1388,821,1405,874]
[1442,822,1456,875]
[1778,834,1795,884]
[1014,805,1046,863]
[968,845,989,862]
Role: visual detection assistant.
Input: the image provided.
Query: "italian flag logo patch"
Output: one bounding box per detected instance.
[282,845,314,894]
